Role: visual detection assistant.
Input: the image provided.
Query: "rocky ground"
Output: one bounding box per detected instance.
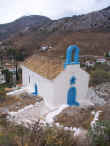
[0,82,110,131]
[87,82,110,106]
[54,82,110,130]
[54,106,94,129]
[94,82,110,102]
[8,100,50,127]
[0,82,109,146]
[0,92,41,118]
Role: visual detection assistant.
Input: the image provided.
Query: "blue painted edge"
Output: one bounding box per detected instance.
[64,45,80,69]
[67,87,80,106]
[70,76,76,85]
[32,84,38,96]
[67,76,80,106]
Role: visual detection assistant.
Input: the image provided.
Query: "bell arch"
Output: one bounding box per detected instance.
[64,45,80,69]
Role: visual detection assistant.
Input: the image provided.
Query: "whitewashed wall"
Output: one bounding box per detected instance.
[21,65,54,108]
[53,64,90,107]
[21,64,90,108]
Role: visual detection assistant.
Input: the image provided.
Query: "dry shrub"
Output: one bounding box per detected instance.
[29,121,77,146]
[29,121,45,146]
[96,104,110,121]
[0,119,91,146]
[75,135,90,146]
[44,126,76,146]
[90,69,110,86]
[55,107,93,129]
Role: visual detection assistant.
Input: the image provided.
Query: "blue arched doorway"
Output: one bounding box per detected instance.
[67,76,79,106]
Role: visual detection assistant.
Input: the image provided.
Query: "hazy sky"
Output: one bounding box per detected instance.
[0,0,110,24]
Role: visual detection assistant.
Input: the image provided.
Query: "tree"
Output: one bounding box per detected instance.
[2,69,13,84]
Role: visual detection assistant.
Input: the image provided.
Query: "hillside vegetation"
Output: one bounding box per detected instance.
[0,7,110,58]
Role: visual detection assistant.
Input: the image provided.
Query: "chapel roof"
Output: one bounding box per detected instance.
[22,55,64,80]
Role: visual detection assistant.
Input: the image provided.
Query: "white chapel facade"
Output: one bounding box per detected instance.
[21,45,90,108]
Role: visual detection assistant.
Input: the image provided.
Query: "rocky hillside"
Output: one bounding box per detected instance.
[0,15,51,41]
[1,6,110,57]
[45,6,110,33]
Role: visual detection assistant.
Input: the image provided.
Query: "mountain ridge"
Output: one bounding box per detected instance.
[1,6,110,58]
[0,15,52,41]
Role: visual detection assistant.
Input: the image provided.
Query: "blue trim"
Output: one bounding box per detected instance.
[32,84,38,96]
[70,76,76,85]
[67,76,80,106]
[64,45,80,69]
[67,87,79,106]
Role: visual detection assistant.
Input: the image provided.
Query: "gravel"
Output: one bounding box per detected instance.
[87,82,110,106]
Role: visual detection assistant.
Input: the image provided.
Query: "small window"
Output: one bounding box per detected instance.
[29,76,30,83]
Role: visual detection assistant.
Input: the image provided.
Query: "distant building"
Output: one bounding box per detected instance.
[96,58,106,64]
[8,67,16,73]
[4,63,16,73]
[40,46,48,51]
[108,51,110,57]
[0,71,5,84]
[85,61,95,67]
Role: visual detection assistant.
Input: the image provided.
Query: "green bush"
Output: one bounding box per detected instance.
[0,90,7,103]
[90,69,110,86]
[88,121,110,146]
[6,48,25,61]
[0,135,17,146]
[95,64,110,72]
[2,69,13,84]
